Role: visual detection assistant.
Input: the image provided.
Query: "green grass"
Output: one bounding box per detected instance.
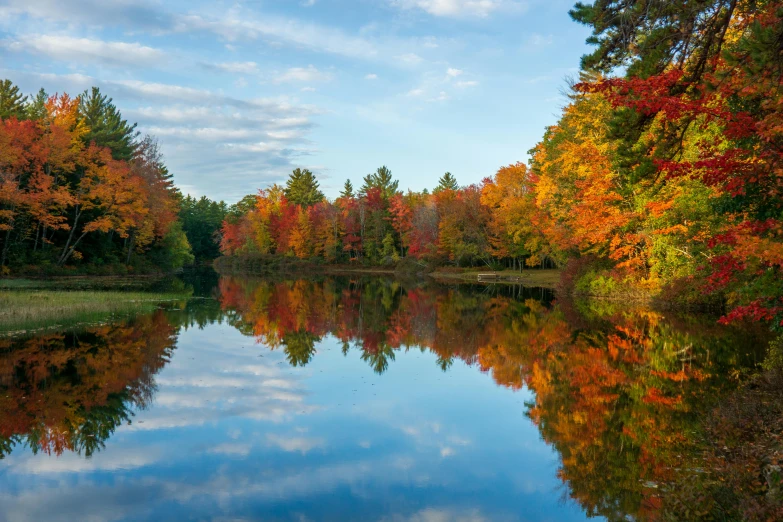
[0,289,188,337]
[0,275,171,291]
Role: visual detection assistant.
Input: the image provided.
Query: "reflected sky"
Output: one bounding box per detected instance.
[1,275,766,522]
[0,308,589,522]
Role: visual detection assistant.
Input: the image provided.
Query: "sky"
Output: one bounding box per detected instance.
[0,0,592,203]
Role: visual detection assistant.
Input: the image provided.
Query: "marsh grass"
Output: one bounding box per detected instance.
[0,290,187,336]
[0,276,171,291]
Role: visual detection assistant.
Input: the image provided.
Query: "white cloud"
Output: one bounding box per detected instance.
[110,79,216,103]
[273,65,332,83]
[202,61,259,74]
[267,129,306,140]
[266,434,325,455]
[397,53,423,65]
[177,11,379,61]
[365,73,379,80]
[208,443,252,456]
[455,80,478,88]
[391,0,523,18]
[10,447,162,474]
[0,0,174,30]
[446,67,463,77]
[145,127,256,141]
[381,507,489,522]
[3,34,166,67]
[407,88,425,97]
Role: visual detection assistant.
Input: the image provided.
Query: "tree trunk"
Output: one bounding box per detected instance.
[58,206,82,266]
[59,231,89,266]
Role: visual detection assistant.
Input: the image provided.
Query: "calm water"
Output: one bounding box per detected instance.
[0,274,767,521]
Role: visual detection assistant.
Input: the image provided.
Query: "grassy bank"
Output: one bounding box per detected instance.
[0,275,176,291]
[0,287,190,336]
[428,268,561,288]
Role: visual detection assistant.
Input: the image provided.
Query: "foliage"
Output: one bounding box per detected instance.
[284,168,324,207]
[434,172,459,193]
[0,80,192,273]
[528,1,783,334]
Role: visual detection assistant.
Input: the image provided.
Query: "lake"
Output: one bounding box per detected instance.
[0,272,767,521]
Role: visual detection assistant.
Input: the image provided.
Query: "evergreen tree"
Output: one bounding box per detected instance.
[340,179,355,199]
[0,79,27,120]
[570,0,745,80]
[229,194,258,216]
[284,168,324,207]
[359,165,399,199]
[434,172,459,193]
[26,88,48,121]
[79,87,138,161]
[180,195,228,260]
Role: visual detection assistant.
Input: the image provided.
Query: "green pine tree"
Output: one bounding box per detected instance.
[26,88,48,121]
[340,179,355,199]
[433,172,459,193]
[79,87,138,161]
[284,168,324,207]
[0,79,28,120]
[359,165,399,199]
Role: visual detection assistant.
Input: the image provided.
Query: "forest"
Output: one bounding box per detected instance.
[0,81,232,275]
[1,1,782,336]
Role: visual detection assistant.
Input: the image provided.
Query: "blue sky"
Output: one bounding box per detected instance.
[0,0,591,202]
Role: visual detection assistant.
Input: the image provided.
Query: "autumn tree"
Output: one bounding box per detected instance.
[0,81,189,272]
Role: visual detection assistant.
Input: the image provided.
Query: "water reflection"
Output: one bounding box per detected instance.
[0,310,176,458]
[0,275,766,521]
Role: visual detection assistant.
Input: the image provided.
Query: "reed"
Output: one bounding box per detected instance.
[0,290,187,336]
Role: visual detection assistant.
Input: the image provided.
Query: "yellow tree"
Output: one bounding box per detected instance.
[481,162,549,267]
[58,145,146,265]
[531,90,633,262]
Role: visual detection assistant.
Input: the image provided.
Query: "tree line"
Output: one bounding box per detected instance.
[0,80,238,274]
[221,0,783,333]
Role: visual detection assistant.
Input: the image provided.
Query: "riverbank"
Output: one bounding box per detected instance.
[0,275,177,291]
[428,268,561,288]
[214,255,562,287]
[0,277,192,336]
